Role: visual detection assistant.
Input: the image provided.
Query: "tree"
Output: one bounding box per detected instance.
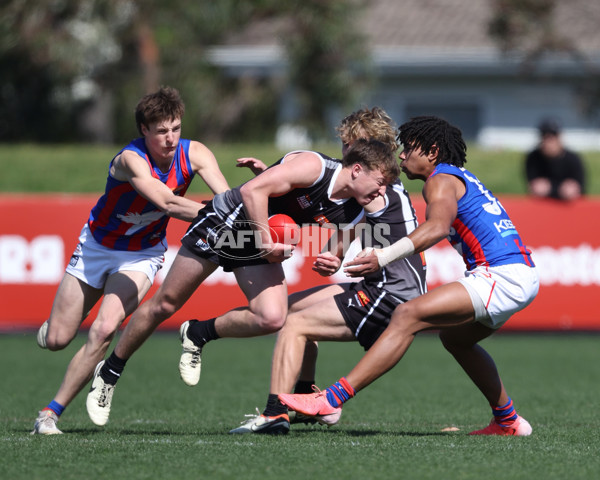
[0,0,139,142]
[0,0,369,143]
[281,0,372,140]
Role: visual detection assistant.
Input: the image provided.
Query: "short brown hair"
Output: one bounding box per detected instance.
[336,107,398,152]
[342,138,400,183]
[135,86,185,135]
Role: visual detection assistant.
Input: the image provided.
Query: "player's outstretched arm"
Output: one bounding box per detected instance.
[344,173,460,276]
[113,150,206,222]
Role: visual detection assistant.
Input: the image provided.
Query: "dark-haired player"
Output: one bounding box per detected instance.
[32,86,229,434]
[280,116,539,436]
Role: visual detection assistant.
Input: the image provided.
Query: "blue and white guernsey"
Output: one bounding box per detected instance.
[429,163,534,270]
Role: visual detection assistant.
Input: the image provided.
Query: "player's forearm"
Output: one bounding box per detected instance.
[163,196,205,221]
[375,222,447,267]
[239,186,272,246]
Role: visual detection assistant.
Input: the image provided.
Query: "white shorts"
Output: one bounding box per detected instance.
[458,263,539,329]
[66,224,165,289]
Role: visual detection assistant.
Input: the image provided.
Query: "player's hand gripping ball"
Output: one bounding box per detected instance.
[268,214,301,245]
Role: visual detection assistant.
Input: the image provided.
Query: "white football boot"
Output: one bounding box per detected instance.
[178,321,202,386]
[86,361,115,426]
[31,410,63,435]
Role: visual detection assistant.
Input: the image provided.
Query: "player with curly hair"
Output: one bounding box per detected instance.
[280,116,539,436]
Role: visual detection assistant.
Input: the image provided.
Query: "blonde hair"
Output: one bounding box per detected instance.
[336,107,398,152]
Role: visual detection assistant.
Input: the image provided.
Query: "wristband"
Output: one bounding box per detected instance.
[375,237,415,268]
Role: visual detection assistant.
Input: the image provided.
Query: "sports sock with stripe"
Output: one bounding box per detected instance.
[325,377,355,408]
[44,400,65,417]
[100,351,128,385]
[492,397,518,426]
[186,318,219,347]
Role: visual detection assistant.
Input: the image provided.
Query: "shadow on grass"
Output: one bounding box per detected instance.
[292,428,455,438]
[16,423,462,438]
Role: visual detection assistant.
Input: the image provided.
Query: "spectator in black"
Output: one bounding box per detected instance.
[525,118,586,201]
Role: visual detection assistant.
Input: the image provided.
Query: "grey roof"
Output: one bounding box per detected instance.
[364,0,496,49]
[210,0,600,67]
[363,0,600,52]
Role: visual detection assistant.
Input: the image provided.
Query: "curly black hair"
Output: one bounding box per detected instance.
[397,116,467,167]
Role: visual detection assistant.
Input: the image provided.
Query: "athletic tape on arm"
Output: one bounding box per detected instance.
[375,237,415,268]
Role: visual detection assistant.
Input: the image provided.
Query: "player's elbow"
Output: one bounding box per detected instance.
[161,198,181,218]
[239,183,253,205]
[239,182,264,207]
[427,222,452,244]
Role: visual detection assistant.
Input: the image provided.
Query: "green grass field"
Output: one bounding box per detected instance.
[1,142,600,195]
[1,332,598,479]
[1,143,599,478]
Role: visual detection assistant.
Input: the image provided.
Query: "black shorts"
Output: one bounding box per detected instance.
[180,204,270,272]
[334,281,402,350]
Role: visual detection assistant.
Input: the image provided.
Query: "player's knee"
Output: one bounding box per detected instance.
[152,297,178,320]
[45,327,75,351]
[281,312,308,335]
[397,300,420,319]
[275,316,298,340]
[45,334,70,351]
[389,302,412,327]
[254,308,287,334]
[89,318,120,345]
[148,291,182,321]
[387,302,422,336]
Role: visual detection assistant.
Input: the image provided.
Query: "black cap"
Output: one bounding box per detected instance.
[538,118,561,136]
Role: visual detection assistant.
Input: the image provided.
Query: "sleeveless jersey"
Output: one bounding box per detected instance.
[362,180,427,300]
[430,163,533,269]
[212,151,364,229]
[88,138,195,251]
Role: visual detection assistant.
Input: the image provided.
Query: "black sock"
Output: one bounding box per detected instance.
[187,318,219,347]
[263,393,288,417]
[100,352,128,385]
[294,380,315,394]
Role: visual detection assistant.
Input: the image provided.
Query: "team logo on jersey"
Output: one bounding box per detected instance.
[355,290,371,307]
[195,237,210,251]
[313,214,331,226]
[117,211,165,235]
[117,211,164,225]
[297,194,312,209]
[482,200,502,215]
[69,243,83,267]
